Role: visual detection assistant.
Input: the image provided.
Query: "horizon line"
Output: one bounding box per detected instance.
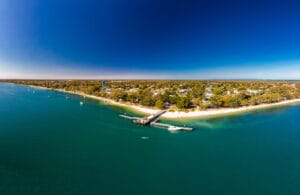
[1,78,300,81]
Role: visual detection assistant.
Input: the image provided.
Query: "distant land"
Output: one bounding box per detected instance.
[3,80,300,119]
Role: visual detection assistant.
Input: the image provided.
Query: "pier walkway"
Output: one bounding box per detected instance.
[120,110,193,131]
[132,110,167,125]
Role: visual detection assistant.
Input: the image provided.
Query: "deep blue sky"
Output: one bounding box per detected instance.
[1,0,300,79]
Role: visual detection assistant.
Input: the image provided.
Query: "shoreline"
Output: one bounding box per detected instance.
[27,85,300,119]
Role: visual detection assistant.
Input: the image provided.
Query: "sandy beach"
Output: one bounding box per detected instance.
[27,85,300,119]
[160,99,300,118]
[109,97,300,119]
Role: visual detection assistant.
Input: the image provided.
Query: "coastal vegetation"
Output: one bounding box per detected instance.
[6,80,300,111]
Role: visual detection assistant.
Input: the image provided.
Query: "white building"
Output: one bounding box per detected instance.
[247,89,260,95]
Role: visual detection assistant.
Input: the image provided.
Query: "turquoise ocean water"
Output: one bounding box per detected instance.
[0,83,300,194]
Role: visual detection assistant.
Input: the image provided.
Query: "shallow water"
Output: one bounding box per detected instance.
[1,83,300,194]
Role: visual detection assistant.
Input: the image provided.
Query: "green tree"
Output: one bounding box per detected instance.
[213,87,225,96]
[110,89,128,101]
[176,96,190,109]
[223,95,241,108]
[140,89,154,106]
[191,85,204,98]
[209,95,223,108]
[155,100,165,109]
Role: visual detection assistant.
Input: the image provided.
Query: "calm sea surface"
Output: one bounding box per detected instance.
[1,83,300,195]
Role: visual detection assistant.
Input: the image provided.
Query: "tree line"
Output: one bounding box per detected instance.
[8,80,300,110]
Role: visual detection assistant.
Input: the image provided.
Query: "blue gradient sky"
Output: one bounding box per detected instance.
[1,0,300,79]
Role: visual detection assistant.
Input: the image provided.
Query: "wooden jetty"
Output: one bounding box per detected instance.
[120,110,193,131]
[133,110,167,125]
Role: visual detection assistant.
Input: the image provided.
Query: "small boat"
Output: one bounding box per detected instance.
[80,101,83,106]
